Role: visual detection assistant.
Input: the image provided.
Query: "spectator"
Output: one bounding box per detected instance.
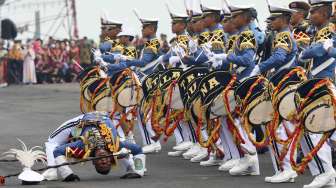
[7,40,24,84]
[22,42,37,84]
[79,37,92,69]
[0,41,8,87]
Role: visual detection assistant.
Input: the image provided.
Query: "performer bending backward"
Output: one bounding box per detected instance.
[42,111,146,181]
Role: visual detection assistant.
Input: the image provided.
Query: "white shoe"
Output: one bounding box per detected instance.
[183,144,201,159]
[142,142,161,154]
[200,153,222,167]
[173,141,193,151]
[267,169,297,183]
[218,158,240,171]
[42,168,58,181]
[190,148,208,163]
[168,150,184,157]
[265,174,276,183]
[303,170,336,188]
[229,154,260,176]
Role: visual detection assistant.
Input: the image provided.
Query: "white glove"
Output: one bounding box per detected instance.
[323,39,333,51]
[92,48,102,57]
[211,59,223,69]
[188,39,198,53]
[99,60,108,67]
[118,148,130,156]
[249,65,260,76]
[169,56,180,67]
[113,54,126,61]
[213,53,228,61]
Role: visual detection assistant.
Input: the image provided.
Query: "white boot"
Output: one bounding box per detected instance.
[168,150,184,157]
[42,168,58,181]
[218,158,240,171]
[303,169,336,188]
[267,169,298,183]
[183,144,201,159]
[190,148,208,163]
[229,154,260,176]
[173,141,193,151]
[200,152,222,167]
[133,154,146,177]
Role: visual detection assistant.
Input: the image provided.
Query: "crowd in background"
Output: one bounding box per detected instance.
[0,33,170,87]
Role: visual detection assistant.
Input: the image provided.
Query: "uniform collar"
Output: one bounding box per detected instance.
[209,23,222,31]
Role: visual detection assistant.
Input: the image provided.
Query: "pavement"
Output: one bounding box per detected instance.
[0,83,323,188]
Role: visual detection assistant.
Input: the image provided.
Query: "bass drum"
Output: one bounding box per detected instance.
[89,78,114,112]
[235,76,273,125]
[199,71,238,119]
[159,68,184,110]
[141,71,161,102]
[295,78,336,133]
[269,67,306,120]
[110,69,143,108]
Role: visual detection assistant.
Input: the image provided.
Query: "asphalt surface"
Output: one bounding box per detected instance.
[0,83,323,188]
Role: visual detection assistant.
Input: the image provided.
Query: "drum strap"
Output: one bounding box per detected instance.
[311,57,335,76]
[138,59,159,73]
[277,56,296,72]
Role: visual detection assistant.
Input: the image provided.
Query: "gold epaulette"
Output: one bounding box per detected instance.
[226,34,238,53]
[199,31,211,45]
[177,35,189,48]
[272,31,293,53]
[237,30,257,51]
[314,26,333,43]
[144,38,160,54]
[123,46,138,59]
[210,29,225,50]
[111,44,124,54]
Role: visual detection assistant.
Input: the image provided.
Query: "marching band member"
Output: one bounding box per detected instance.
[42,112,146,181]
[250,3,299,183]
[298,0,336,187]
[217,5,242,172]
[161,8,199,157]
[105,14,162,154]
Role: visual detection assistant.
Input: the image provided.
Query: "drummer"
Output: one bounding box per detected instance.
[249,3,299,184]
[160,8,200,158]
[298,0,336,187]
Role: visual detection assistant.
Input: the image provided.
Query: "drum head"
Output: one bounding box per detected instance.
[94,97,114,112]
[209,90,236,118]
[248,100,273,125]
[117,86,143,107]
[304,103,335,133]
[278,91,296,120]
[301,94,336,133]
[170,86,184,110]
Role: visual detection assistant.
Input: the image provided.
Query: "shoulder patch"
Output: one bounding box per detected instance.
[211,29,225,50]
[226,35,238,53]
[314,26,333,43]
[198,31,211,45]
[237,30,257,51]
[273,31,292,53]
[144,38,160,54]
[123,46,137,59]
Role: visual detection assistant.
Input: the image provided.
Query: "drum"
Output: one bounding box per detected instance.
[269,67,307,120]
[89,78,114,112]
[177,66,209,108]
[295,78,336,133]
[159,68,184,109]
[110,69,143,108]
[199,71,238,119]
[141,71,161,101]
[79,66,103,102]
[235,76,273,125]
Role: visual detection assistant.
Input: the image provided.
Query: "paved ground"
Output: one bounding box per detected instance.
[0,83,319,187]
